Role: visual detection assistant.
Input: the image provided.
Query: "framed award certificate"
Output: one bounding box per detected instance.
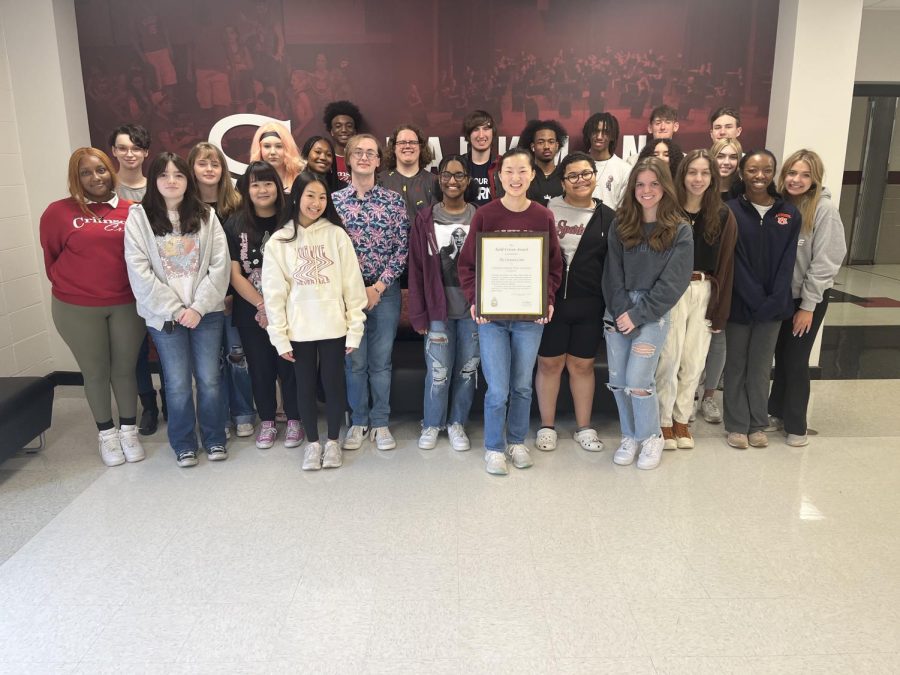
[475,231,549,320]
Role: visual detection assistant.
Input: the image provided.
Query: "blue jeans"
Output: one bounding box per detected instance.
[604,292,671,442]
[345,283,401,428]
[478,320,544,452]
[220,319,256,426]
[149,311,227,454]
[423,318,480,428]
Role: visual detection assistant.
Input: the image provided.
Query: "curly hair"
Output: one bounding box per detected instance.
[638,138,684,178]
[517,119,568,153]
[322,99,363,131]
[384,123,434,171]
[615,157,683,251]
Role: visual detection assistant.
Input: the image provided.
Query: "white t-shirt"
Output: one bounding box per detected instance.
[591,154,631,209]
[547,196,594,267]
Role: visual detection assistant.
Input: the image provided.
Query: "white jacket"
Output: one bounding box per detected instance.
[261,217,367,354]
[124,204,230,330]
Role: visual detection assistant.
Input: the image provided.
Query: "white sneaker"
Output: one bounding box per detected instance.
[302,442,323,470]
[535,427,557,451]
[235,422,255,437]
[636,435,664,470]
[447,423,470,451]
[342,425,368,450]
[574,428,604,452]
[98,428,125,467]
[418,426,439,450]
[484,450,508,475]
[118,425,145,463]
[371,426,396,450]
[506,443,534,469]
[701,397,722,424]
[786,433,809,447]
[224,426,231,440]
[764,416,784,433]
[613,437,638,466]
[322,440,343,468]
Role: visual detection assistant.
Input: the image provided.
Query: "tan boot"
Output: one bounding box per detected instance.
[673,421,694,450]
[661,425,677,451]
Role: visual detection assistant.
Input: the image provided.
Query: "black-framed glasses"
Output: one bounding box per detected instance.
[563,169,596,184]
[394,140,422,148]
[439,171,468,182]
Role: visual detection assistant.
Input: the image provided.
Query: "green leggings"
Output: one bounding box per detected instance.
[51,297,146,424]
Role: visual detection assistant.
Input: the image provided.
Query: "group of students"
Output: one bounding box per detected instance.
[39,101,846,475]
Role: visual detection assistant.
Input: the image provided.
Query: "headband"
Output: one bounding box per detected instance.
[259,131,281,142]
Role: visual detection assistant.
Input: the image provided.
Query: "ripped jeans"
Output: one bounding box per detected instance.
[423,318,480,429]
[604,293,671,442]
[220,319,256,427]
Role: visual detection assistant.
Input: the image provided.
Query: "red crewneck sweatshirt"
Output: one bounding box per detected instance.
[39,196,135,306]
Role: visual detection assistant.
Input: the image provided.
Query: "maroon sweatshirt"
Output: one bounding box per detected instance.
[40,196,135,306]
[457,199,562,311]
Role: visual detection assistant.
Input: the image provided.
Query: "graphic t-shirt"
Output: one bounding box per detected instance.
[432,202,476,319]
[224,213,279,327]
[335,155,350,184]
[547,196,593,268]
[528,168,564,207]
[470,160,491,207]
[156,211,200,309]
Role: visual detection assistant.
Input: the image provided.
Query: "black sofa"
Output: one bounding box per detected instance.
[0,377,55,464]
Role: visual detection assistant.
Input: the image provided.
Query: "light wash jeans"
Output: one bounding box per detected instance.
[605,291,671,442]
[478,320,544,452]
[149,311,227,454]
[345,283,401,428]
[422,318,480,429]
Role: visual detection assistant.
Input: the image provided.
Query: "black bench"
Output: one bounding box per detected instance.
[0,377,55,464]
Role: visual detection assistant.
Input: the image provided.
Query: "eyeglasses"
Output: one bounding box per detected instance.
[394,140,421,148]
[533,139,559,147]
[350,149,378,160]
[563,169,596,184]
[439,171,468,182]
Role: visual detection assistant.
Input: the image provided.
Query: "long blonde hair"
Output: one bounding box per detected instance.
[249,122,304,189]
[187,142,241,219]
[616,157,683,251]
[778,148,824,236]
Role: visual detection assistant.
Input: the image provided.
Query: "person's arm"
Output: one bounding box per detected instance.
[754,213,801,320]
[799,200,847,311]
[338,230,369,350]
[707,209,737,331]
[190,214,231,317]
[377,191,410,288]
[406,210,430,333]
[545,210,563,306]
[260,238,293,356]
[628,224,693,326]
[123,207,184,319]
[600,221,631,320]
[38,203,63,282]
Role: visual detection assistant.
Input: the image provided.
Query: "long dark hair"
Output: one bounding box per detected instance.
[233,161,285,246]
[675,149,724,245]
[278,171,344,244]
[142,152,209,236]
[300,135,340,193]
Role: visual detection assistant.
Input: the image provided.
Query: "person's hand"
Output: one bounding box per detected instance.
[792,309,814,337]
[365,286,381,310]
[223,295,233,316]
[470,304,489,325]
[345,346,355,355]
[416,329,427,336]
[710,329,722,334]
[177,308,201,329]
[616,311,635,334]
[279,350,295,362]
[535,305,555,325]
[255,308,269,329]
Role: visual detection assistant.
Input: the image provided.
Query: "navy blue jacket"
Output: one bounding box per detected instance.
[726,195,801,324]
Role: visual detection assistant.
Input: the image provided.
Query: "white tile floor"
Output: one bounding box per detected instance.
[1,382,900,673]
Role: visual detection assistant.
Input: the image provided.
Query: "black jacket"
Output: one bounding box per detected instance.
[558,198,615,306]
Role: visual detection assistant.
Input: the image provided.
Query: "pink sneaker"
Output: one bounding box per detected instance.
[256,421,277,449]
[284,420,305,448]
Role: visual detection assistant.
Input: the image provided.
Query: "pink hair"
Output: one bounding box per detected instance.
[249,121,304,189]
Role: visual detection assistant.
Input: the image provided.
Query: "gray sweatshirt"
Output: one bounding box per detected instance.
[602,220,693,327]
[793,188,847,311]
[124,204,231,330]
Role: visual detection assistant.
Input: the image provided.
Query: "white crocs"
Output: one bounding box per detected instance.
[574,428,604,452]
[535,427,558,451]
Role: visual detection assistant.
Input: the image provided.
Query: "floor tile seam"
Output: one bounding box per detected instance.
[624,598,656,660]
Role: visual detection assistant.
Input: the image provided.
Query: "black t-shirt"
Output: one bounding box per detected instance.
[224,213,280,327]
[528,167,564,207]
[470,161,491,207]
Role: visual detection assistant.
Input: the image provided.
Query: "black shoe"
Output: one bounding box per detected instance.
[138,392,159,436]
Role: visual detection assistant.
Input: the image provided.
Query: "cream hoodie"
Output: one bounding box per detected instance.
[261,217,367,354]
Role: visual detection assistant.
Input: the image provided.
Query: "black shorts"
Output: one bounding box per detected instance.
[538,297,604,359]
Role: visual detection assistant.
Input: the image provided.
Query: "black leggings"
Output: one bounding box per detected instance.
[768,294,830,435]
[291,337,347,443]
[238,323,300,422]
